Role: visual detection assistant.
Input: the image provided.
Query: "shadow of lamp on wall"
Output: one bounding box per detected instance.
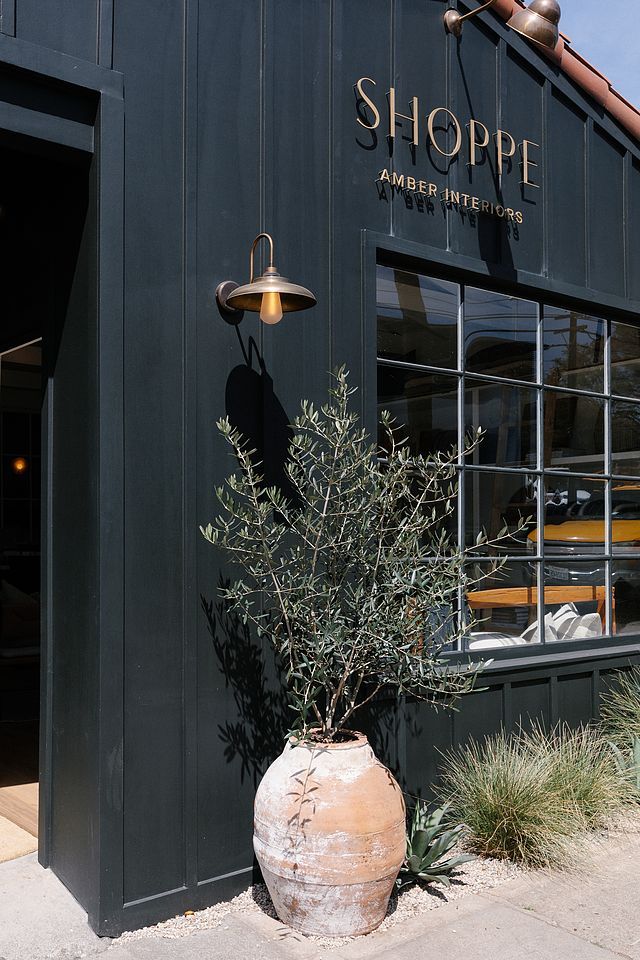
[216,232,316,326]
[444,0,561,50]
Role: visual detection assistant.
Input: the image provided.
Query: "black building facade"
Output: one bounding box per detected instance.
[0,0,638,938]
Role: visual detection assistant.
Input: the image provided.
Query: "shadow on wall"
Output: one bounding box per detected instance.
[201,586,289,788]
[199,337,295,786]
[224,336,300,506]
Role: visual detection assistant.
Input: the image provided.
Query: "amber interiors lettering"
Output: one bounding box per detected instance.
[377,169,524,223]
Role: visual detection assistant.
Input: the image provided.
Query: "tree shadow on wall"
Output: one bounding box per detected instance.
[201,582,289,789]
[200,338,296,787]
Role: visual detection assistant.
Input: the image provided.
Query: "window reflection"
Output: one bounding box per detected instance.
[611,320,640,399]
[543,306,604,393]
[377,267,458,370]
[377,366,457,457]
[612,559,640,634]
[543,561,607,640]
[466,561,541,649]
[465,287,537,382]
[611,400,640,477]
[544,391,604,473]
[611,484,640,556]
[531,478,608,556]
[465,471,536,554]
[465,379,536,468]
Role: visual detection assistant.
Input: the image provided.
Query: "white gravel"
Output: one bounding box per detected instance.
[116,854,523,950]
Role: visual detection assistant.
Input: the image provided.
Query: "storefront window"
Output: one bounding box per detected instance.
[376,262,640,651]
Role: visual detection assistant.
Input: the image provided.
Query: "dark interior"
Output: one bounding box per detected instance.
[0,142,89,843]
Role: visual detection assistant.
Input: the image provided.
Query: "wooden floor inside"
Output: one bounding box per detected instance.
[0,719,39,839]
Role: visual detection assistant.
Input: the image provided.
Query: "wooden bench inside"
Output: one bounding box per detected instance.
[466,585,614,632]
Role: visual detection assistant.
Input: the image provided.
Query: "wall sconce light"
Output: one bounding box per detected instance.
[216,232,316,326]
[506,0,561,51]
[444,0,561,51]
[10,457,28,475]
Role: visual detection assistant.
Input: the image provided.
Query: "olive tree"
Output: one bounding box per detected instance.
[201,368,495,742]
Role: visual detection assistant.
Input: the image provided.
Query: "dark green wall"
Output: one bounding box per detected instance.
[2,0,639,937]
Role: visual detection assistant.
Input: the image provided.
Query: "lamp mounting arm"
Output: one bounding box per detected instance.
[249,232,276,283]
[444,0,498,37]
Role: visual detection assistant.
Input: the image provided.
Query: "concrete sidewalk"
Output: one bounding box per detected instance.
[2,831,639,960]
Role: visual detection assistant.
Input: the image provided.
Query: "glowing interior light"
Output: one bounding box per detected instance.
[260,291,283,325]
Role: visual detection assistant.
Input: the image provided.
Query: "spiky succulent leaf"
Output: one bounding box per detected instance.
[400,801,473,887]
[417,872,451,887]
[411,829,434,862]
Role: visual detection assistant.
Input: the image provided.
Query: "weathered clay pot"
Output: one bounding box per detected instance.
[253,731,405,937]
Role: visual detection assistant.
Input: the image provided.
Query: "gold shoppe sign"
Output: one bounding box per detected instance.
[356,77,540,223]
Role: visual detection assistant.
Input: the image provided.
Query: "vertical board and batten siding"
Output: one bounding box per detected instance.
[499,47,544,275]
[1,0,99,63]
[0,0,638,935]
[194,0,263,895]
[113,0,187,909]
[547,88,587,286]
[630,158,640,302]
[47,161,100,912]
[392,1,449,255]
[448,19,501,265]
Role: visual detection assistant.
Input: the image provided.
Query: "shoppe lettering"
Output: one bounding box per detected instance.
[356,76,540,188]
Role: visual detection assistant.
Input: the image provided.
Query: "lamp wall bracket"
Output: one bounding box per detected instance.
[216,280,244,325]
[444,0,498,37]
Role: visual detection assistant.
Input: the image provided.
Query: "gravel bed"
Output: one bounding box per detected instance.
[116,854,523,949]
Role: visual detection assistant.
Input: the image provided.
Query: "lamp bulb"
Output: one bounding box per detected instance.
[260,291,283,325]
[11,457,28,475]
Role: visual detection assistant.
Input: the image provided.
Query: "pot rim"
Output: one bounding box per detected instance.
[289,729,369,751]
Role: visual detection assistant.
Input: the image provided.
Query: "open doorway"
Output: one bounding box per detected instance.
[0,340,41,861]
[0,137,91,864]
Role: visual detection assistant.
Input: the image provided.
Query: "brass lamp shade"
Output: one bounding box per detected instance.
[507,0,561,51]
[216,232,316,325]
[226,266,316,314]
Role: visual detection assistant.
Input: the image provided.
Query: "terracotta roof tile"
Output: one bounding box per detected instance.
[488,0,640,142]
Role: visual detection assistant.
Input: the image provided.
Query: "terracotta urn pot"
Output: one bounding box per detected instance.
[253,731,406,937]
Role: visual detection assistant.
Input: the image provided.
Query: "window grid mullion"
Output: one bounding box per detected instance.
[537,302,546,644]
[457,284,466,652]
[604,318,613,635]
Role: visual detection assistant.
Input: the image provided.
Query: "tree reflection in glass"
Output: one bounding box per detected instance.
[543,306,604,393]
[611,400,640,476]
[465,287,537,383]
[611,320,640,399]
[377,267,458,370]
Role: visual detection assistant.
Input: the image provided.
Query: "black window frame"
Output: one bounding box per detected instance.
[364,231,640,667]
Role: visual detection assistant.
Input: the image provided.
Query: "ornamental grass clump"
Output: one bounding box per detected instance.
[438,731,575,868]
[201,367,500,742]
[600,666,640,799]
[531,724,634,829]
[601,666,640,746]
[438,724,633,868]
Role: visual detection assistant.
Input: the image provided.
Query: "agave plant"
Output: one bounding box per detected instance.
[397,801,474,889]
